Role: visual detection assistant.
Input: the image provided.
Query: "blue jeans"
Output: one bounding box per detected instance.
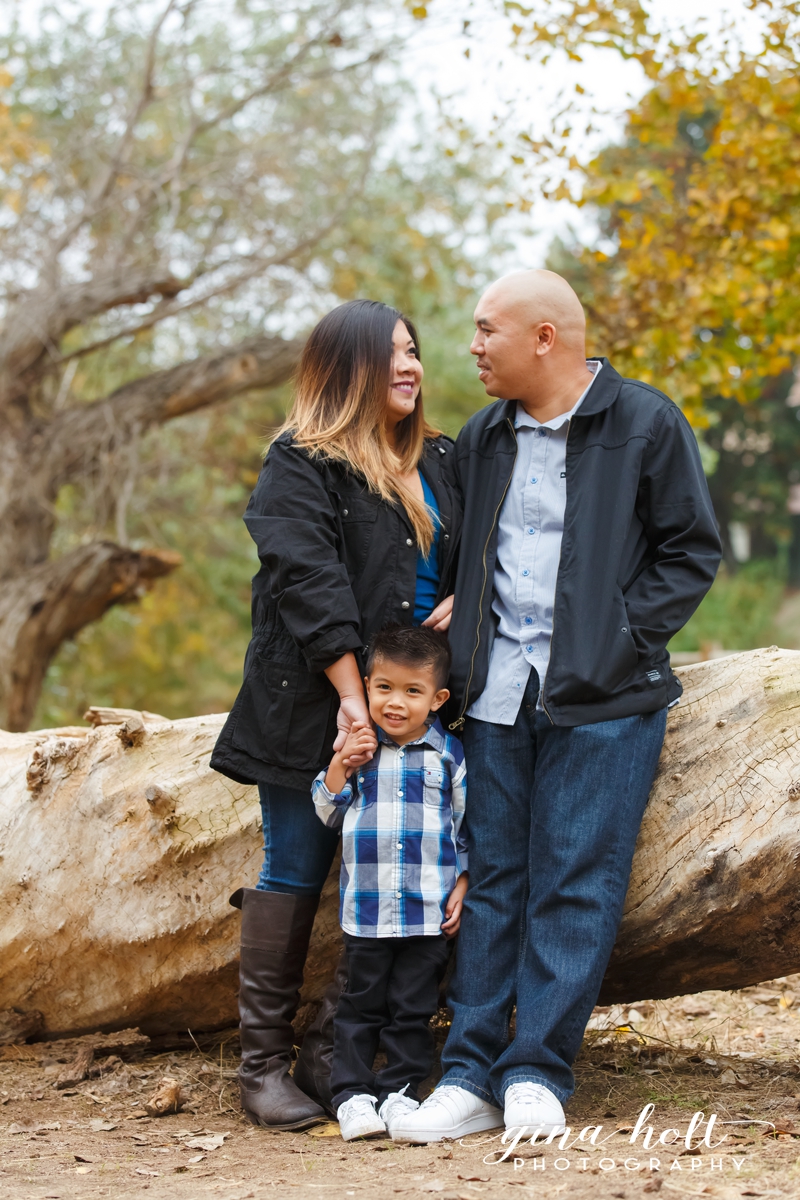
[256,782,339,895]
[439,671,666,1106]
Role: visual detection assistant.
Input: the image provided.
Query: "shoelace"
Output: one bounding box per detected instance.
[505,1083,549,1104]
[345,1095,379,1119]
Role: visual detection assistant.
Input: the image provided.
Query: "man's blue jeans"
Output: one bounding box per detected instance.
[439,671,666,1107]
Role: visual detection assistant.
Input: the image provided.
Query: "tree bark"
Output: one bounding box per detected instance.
[2,648,798,1040]
[0,542,180,733]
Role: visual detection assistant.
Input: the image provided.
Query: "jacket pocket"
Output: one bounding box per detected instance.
[339,495,379,574]
[231,654,337,771]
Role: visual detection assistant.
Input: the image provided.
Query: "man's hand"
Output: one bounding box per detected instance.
[441,872,468,938]
[422,593,454,632]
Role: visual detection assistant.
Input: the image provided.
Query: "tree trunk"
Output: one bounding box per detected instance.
[1,647,799,1039]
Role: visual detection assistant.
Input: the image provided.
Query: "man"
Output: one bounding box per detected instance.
[392,270,721,1142]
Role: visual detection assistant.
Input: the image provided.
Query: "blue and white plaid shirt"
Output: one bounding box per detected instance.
[312,717,468,938]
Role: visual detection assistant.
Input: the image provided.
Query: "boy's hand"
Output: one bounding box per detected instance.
[441,872,468,939]
[324,720,376,794]
[341,720,377,769]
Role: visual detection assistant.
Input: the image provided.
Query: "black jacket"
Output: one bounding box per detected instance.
[445,359,722,729]
[211,433,461,789]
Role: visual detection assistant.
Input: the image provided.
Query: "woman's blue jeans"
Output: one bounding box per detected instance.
[256,782,339,895]
[439,670,667,1107]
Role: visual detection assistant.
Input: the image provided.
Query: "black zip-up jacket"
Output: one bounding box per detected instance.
[445,359,722,729]
[211,432,461,790]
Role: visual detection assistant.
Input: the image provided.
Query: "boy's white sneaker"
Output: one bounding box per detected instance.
[337,1094,386,1141]
[378,1088,419,1134]
[390,1085,503,1143]
[503,1082,566,1135]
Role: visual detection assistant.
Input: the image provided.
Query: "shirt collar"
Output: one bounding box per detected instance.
[376,714,447,752]
[514,360,602,432]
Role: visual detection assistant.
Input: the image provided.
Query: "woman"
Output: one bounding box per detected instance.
[211,299,460,1130]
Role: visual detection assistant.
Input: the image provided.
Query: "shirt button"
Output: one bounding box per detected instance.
[397,789,403,796]
[525,617,533,625]
[397,841,402,848]
[406,538,413,546]
[522,569,530,577]
[401,601,410,609]
[530,477,537,484]
[398,751,404,758]
[538,429,548,437]
[526,644,533,653]
[358,776,364,783]
[527,527,535,535]
[396,891,402,898]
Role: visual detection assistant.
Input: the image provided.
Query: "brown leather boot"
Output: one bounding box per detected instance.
[293,947,348,1116]
[232,887,326,1130]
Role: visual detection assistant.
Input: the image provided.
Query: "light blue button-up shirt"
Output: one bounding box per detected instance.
[468,362,601,726]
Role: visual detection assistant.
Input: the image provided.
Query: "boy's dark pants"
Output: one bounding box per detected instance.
[331,932,451,1109]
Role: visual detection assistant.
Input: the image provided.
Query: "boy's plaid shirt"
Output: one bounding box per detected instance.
[312,717,468,938]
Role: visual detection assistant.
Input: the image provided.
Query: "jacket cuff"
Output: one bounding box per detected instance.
[303,625,365,673]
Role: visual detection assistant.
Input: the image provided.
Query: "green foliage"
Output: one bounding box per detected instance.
[668,561,787,654]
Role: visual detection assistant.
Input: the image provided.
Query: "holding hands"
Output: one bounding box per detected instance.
[324,719,377,794]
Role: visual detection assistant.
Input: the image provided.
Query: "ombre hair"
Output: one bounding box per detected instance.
[274,300,441,553]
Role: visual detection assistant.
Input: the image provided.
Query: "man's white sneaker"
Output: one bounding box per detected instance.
[337,1094,386,1141]
[390,1085,503,1144]
[503,1082,566,1135]
[378,1088,419,1134]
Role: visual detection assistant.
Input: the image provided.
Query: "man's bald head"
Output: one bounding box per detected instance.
[478,270,586,352]
[470,269,592,413]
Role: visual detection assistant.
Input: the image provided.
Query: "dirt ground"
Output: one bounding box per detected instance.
[3,977,800,1200]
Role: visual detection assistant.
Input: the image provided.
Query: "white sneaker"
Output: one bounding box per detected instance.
[503,1082,566,1135]
[378,1086,419,1134]
[390,1085,503,1144]
[337,1094,386,1141]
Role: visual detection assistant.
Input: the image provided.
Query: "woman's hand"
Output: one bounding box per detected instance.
[325,652,376,765]
[334,697,376,765]
[422,593,454,632]
[441,871,468,939]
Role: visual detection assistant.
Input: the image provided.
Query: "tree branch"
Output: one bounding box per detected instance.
[0,266,184,395]
[0,541,180,732]
[48,332,303,488]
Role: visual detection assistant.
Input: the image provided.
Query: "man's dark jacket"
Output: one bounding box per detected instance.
[445,359,722,730]
[211,433,461,790]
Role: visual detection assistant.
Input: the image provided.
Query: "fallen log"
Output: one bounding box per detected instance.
[1,647,799,1037]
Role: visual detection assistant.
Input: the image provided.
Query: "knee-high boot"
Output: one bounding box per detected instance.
[293,948,348,1115]
[232,887,326,1130]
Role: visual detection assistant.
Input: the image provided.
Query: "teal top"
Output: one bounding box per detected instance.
[413,473,441,626]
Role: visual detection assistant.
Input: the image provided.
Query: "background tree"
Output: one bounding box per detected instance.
[0,0,506,731]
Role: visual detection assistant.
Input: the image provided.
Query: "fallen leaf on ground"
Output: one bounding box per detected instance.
[144,1076,188,1116]
[74,1155,91,1163]
[307,1121,342,1137]
[185,1132,229,1151]
[8,1121,61,1134]
[135,1167,161,1177]
[187,1153,205,1163]
[89,1118,117,1132]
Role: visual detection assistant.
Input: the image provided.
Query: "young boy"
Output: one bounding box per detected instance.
[311,626,468,1142]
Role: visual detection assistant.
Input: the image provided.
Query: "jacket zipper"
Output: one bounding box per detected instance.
[449,418,517,732]
[541,416,572,726]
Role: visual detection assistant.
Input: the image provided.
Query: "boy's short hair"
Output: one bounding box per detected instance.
[365,625,451,690]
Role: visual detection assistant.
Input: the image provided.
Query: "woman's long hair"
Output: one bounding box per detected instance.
[274,299,441,554]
